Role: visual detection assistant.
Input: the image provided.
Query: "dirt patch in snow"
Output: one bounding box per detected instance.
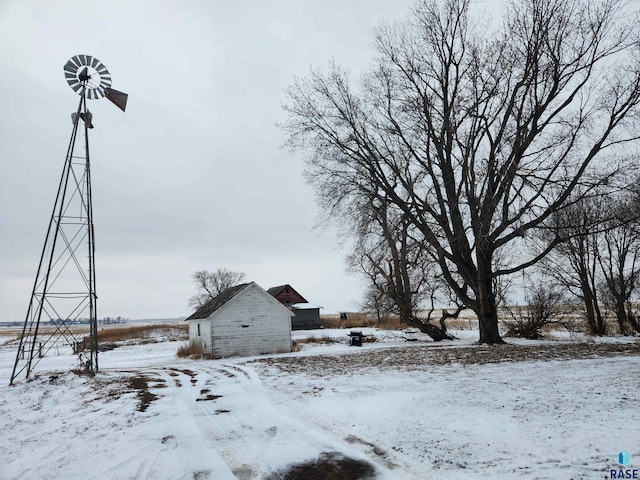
[266,452,377,480]
[127,374,161,412]
[256,340,640,376]
[170,367,198,385]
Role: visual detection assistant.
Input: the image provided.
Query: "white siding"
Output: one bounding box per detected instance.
[190,283,292,358]
[188,318,212,352]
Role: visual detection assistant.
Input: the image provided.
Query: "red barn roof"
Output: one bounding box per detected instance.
[267,284,308,305]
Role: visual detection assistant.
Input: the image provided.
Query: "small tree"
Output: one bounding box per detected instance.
[544,187,640,335]
[598,195,640,334]
[346,196,455,340]
[544,197,607,335]
[506,284,567,339]
[188,268,246,309]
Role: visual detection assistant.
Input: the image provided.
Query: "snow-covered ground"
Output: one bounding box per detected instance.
[0,328,638,479]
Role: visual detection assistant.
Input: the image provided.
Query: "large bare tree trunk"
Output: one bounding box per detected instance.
[402,315,455,342]
[395,297,454,341]
[582,285,606,335]
[613,294,629,335]
[477,276,505,344]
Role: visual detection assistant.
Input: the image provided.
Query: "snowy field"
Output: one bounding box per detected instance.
[0,328,639,479]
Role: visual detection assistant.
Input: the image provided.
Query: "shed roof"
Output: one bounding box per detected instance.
[185,283,250,320]
[291,302,322,310]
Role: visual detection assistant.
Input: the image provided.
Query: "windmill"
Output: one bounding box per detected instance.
[10,55,127,385]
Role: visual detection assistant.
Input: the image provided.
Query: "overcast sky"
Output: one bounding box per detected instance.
[0,0,420,321]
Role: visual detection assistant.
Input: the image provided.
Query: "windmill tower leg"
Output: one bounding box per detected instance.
[84,103,99,374]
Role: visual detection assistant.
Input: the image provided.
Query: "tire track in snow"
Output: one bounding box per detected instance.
[94,362,398,479]
[82,368,227,480]
[147,367,237,480]
[182,364,283,479]
[190,362,397,479]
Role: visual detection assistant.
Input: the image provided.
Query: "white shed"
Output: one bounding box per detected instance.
[185,282,293,358]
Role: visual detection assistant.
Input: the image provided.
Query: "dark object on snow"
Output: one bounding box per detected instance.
[266,451,376,480]
[348,330,364,346]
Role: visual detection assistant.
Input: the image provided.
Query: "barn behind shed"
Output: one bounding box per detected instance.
[267,284,322,330]
[267,284,307,306]
[185,282,293,358]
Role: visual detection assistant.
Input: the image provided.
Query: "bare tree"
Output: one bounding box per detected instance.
[188,268,246,309]
[283,0,640,343]
[598,194,640,334]
[544,187,640,335]
[347,197,455,340]
[360,283,394,324]
[543,197,607,334]
[346,199,426,323]
[505,284,567,339]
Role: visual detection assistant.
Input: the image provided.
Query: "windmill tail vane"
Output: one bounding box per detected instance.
[9,55,127,385]
[105,87,128,112]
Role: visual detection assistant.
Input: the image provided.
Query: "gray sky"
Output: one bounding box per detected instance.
[0,0,414,321]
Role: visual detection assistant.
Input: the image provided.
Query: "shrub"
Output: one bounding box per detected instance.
[176,340,204,358]
[505,285,566,339]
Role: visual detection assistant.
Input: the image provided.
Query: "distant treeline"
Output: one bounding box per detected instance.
[49,316,129,326]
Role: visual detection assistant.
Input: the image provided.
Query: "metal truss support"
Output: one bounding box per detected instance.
[10,93,99,385]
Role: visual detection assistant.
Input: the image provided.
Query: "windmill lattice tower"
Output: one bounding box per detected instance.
[10,55,127,385]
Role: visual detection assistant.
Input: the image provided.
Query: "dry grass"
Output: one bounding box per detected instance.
[320,310,478,331]
[0,324,188,347]
[98,324,188,343]
[320,313,402,330]
[320,308,600,334]
[176,340,205,358]
[298,335,339,344]
[292,334,340,352]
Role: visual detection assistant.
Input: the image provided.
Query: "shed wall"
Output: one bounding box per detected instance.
[291,308,321,330]
[189,319,212,352]
[209,285,292,357]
